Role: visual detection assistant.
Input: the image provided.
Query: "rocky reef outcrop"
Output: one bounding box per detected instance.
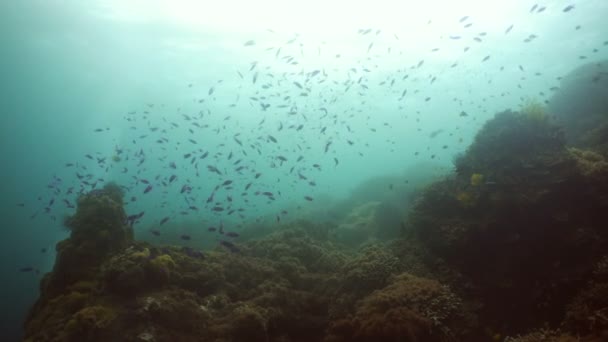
[409,107,608,338]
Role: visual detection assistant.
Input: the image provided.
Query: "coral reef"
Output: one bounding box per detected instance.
[25,189,358,341]
[410,109,608,335]
[325,273,470,342]
[569,147,608,179]
[504,329,579,342]
[562,255,608,339]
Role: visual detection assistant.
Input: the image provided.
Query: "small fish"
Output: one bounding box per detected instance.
[220,240,240,253]
[160,217,169,225]
[225,232,240,238]
[207,165,222,175]
[182,246,204,259]
[150,229,161,236]
[324,141,332,153]
[206,193,215,203]
[563,5,574,12]
[208,227,217,232]
[143,185,153,194]
[429,129,444,138]
[505,24,514,34]
[19,267,34,273]
[304,196,313,201]
[243,40,255,46]
[180,234,191,241]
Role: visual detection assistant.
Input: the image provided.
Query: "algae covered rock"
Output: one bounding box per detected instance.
[24,184,134,341]
[326,273,469,342]
[40,182,133,298]
[410,109,608,333]
[562,256,608,339]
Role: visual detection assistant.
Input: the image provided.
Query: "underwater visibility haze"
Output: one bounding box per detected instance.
[2,0,608,341]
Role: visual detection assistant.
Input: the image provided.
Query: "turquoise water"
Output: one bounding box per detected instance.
[1,1,607,340]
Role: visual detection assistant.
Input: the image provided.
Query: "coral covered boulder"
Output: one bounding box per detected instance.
[410,110,608,333]
[42,183,133,298]
[325,273,470,342]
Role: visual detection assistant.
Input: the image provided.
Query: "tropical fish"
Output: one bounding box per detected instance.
[220,240,240,253]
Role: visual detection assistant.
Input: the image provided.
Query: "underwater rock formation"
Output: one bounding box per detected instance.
[410,109,608,336]
[22,188,342,341]
[45,182,133,298]
[325,273,471,342]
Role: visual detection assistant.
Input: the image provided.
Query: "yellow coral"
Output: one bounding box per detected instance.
[569,147,608,178]
[65,305,117,335]
[456,191,476,208]
[131,248,150,260]
[470,173,484,186]
[520,97,547,121]
[151,254,176,269]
